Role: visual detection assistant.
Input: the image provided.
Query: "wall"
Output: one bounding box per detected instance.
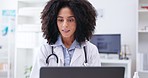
[89,0,136,77]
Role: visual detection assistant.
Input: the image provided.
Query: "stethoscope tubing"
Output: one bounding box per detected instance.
[46,46,87,65]
[46,46,58,64]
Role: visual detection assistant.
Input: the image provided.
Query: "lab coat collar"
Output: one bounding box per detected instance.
[50,40,88,66]
[53,46,64,65]
[70,41,87,65]
[70,47,83,65]
[51,44,64,66]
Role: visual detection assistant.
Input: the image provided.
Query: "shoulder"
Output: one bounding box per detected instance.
[39,42,52,57]
[82,41,99,54]
[41,42,51,50]
[84,41,101,66]
[85,41,98,49]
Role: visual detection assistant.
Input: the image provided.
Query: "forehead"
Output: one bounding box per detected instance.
[58,7,74,17]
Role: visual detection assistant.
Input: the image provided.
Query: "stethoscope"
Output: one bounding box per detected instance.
[46,46,88,65]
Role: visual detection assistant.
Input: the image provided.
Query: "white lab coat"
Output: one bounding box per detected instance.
[30,41,101,78]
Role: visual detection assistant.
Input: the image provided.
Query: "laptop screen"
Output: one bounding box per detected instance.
[40,67,125,78]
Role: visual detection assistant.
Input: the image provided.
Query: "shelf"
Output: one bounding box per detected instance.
[139,9,148,12]
[0,57,8,63]
[15,0,46,78]
[16,46,37,49]
[138,70,148,73]
[17,24,41,32]
[101,59,131,64]
[18,7,43,16]
[0,71,7,73]
[16,32,40,49]
[138,30,148,33]
[16,42,39,49]
[138,71,148,78]
[0,71,7,77]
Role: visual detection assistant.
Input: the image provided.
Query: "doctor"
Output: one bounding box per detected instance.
[30,0,101,78]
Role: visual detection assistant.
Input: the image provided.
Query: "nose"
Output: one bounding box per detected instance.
[62,20,68,28]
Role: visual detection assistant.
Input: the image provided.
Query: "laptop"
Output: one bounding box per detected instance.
[40,67,125,78]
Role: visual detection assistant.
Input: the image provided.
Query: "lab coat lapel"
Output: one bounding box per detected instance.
[70,48,83,65]
[54,46,64,64]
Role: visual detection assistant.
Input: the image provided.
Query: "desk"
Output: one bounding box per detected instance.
[101,59,131,78]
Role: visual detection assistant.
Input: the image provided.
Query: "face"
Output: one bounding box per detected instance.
[57,7,76,39]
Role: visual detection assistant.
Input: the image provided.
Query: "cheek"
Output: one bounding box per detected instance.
[72,25,76,32]
[73,23,76,29]
[57,22,60,27]
[57,23,61,29]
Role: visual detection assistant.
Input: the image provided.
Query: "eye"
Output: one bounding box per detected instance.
[57,19,64,22]
[67,18,75,22]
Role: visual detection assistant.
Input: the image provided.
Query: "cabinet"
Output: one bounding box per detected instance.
[0,29,14,78]
[0,47,9,78]
[101,59,131,78]
[0,32,9,78]
[137,0,148,77]
[14,0,47,78]
[0,10,16,78]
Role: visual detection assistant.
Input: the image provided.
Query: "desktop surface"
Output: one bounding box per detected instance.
[40,67,125,78]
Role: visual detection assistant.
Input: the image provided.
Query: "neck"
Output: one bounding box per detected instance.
[62,37,74,49]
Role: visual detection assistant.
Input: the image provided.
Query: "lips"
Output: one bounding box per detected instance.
[62,29,70,33]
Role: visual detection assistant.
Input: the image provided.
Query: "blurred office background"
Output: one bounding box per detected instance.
[0,0,148,78]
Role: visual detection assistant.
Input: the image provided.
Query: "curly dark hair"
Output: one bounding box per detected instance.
[41,0,97,45]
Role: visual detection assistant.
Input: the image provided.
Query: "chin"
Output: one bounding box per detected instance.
[62,36,70,38]
[61,34,72,38]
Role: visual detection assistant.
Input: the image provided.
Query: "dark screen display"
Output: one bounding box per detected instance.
[90,34,121,54]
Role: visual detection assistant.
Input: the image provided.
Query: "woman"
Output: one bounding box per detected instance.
[30,0,101,78]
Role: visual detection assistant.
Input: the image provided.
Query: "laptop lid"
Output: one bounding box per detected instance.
[40,67,125,78]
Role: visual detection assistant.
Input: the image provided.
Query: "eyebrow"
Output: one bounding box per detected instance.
[57,16,75,18]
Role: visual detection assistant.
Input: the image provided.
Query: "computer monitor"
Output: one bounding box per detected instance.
[40,67,125,78]
[90,34,121,54]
